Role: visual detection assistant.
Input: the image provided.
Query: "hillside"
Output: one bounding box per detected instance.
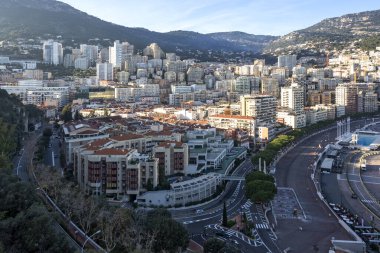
[0,0,275,54]
[264,9,380,54]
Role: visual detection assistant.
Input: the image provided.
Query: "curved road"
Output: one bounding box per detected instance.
[274,120,372,252]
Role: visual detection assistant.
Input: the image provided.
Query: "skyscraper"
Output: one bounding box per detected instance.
[43,40,63,65]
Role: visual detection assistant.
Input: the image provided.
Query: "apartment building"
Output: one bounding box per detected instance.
[208,114,256,136]
[73,145,158,199]
[153,141,189,175]
[281,83,305,114]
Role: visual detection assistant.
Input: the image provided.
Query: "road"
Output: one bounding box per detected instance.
[171,158,281,253]
[272,121,374,252]
[13,130,41,182]
[12,127,81,252]
[43,129,64,175]
[344,151,380,228]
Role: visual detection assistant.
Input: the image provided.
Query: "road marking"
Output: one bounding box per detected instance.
[52,151,55,167]
[362,199,378,204]
[255,223,269,229]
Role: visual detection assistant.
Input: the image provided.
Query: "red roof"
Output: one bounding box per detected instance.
[111,133,145,141]
[209,114,255,120]
[94,148,130,156]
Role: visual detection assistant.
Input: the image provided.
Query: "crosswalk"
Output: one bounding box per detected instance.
[205,224,262,247]
[245,211,253,222]
[225,229,236,237]
[255,223,269,229]
[241,199,253,209]
[362,199,378,204]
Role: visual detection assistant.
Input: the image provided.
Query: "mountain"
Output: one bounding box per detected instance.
[264,9,380,54]
[0,0,276,55]
[208,32,277,52]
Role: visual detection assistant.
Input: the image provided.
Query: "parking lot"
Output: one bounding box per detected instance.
[272,187,305,220]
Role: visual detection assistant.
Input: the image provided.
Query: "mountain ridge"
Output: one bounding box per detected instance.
[264,9,380,54]
[0,0,276,54]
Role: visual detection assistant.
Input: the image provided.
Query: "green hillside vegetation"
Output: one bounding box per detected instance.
[0,0,275,54]
[357,35,380,51]
[0,90,70,252]
[264,9,380,53]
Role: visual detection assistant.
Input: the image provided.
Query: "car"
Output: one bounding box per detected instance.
[351,193,358,199]
[195,209,204,214]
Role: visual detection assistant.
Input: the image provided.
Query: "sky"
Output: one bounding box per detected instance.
[59,0,380,36]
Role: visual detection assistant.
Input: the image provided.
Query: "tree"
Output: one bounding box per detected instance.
[0,171,72,252]
[246,171,275,183]
[222,201,228,227]
[245,180,277,203]
[75,195,102,235]
[203,238,225,253]
[61,104,72,122]
[145,209,189,253]
[96,208,120,252]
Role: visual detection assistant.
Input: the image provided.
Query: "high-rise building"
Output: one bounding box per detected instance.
[357,91,378,113]
[281,83,304,114]
[261,77,280,98]
[240,95,277,126]
[96,63,113,81]
[109,41,134,69]
[335,84,358,115]
[143,43,164,59]
[278,55,297,69]
[233,76,251,95]
[80,44,99,65]
[42,40,63,65]
[187,66,204,83]
[74,57,89,70]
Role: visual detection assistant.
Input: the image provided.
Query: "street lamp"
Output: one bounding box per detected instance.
[81,230,101,253]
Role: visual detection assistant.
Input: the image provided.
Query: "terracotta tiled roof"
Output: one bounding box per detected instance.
[84,138,112,148]
[110,133,145,141]
[209,114,255,120]
[94,148,129,156]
